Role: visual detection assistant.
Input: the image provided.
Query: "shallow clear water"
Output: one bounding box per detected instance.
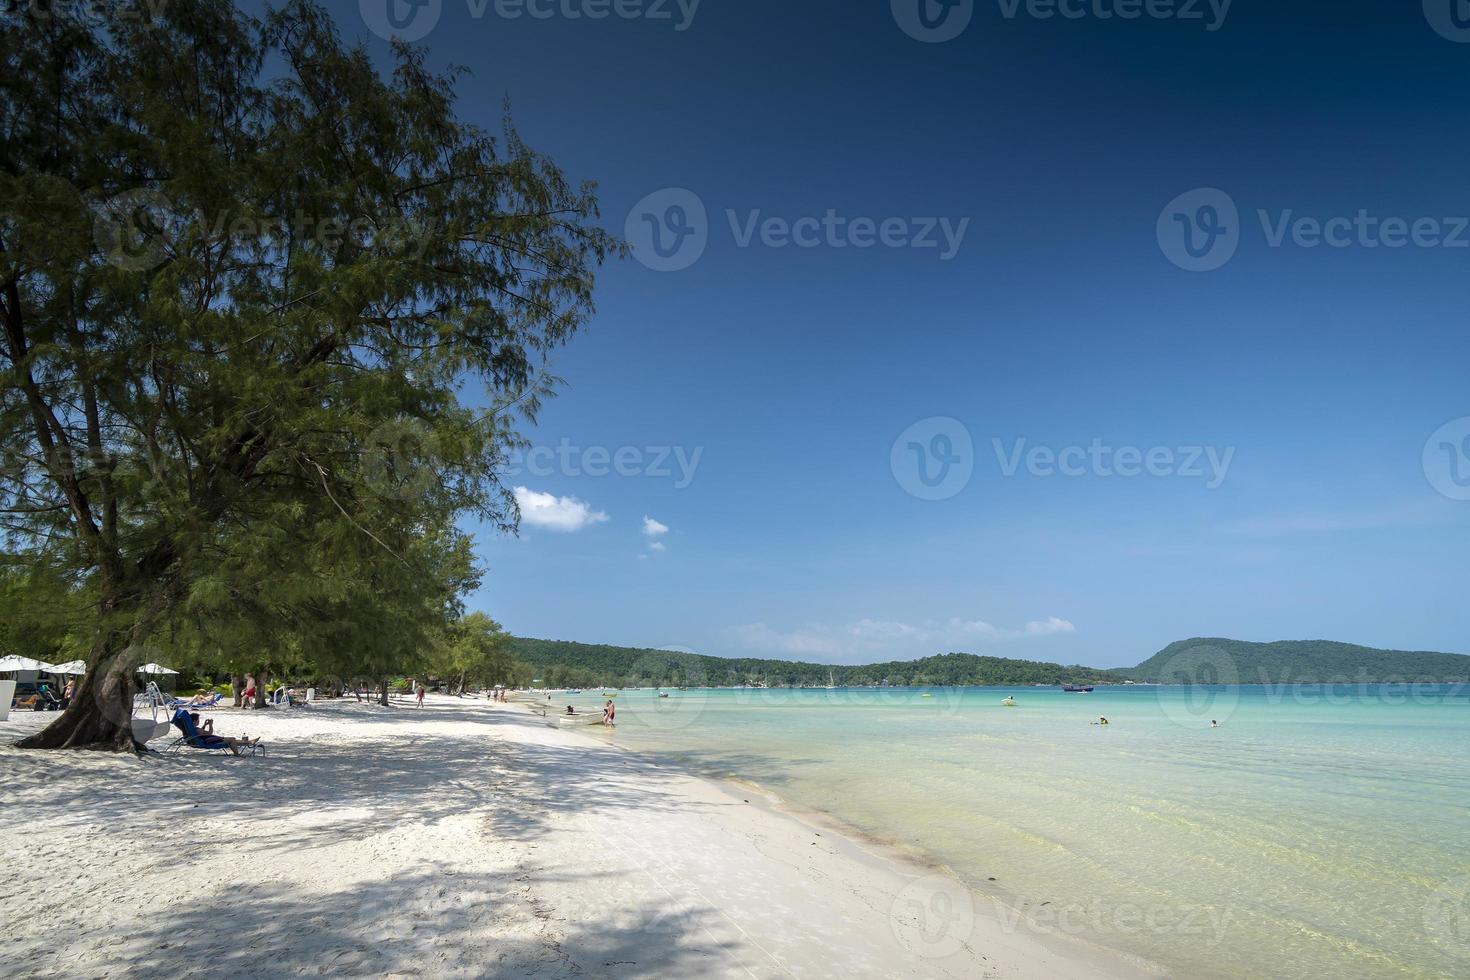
[549,685,1470,979]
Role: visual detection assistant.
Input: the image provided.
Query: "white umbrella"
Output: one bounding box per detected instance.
[136,663,179,675]
[47,660,88,675]
[0,655,57,672]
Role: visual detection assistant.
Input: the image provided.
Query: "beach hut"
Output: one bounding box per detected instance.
[0,655,59,720]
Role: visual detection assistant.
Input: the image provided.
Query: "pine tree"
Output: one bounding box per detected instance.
[0,1,617,748]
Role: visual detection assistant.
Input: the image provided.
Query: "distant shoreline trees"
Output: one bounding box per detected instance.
[507,637,1470,688]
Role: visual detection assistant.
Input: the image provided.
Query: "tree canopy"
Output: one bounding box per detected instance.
[1,0,616,747]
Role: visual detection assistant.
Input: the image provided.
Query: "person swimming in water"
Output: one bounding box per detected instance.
[565,705,575,715]
[1211,719,1218,728]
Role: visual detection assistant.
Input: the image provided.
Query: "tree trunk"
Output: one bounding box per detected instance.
[231,674,245,707]
[255,666,269,708]
[378,679,389,707]
[15,630,139,752]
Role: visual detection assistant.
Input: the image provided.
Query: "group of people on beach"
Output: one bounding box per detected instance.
[560,698,616,725]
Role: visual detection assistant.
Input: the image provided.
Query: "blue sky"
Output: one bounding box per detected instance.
[331,0,1470,666]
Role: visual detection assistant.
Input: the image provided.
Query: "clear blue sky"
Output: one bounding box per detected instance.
[326,1,1469,665]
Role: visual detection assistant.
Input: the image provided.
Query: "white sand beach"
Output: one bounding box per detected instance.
[1,695,1159,979]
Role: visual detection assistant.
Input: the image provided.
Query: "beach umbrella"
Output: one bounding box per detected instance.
[0,654,57,672]
[135,663,179,675]
[47,660,87,675]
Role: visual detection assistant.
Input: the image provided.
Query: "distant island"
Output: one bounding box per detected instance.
[509,636,1470,689]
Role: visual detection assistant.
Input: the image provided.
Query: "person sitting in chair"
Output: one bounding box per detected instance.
[184,711,260,755]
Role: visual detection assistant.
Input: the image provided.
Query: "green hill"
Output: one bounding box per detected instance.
[509,635,1470,687]
[507,637,1127,688]
[1128,637,1470,684]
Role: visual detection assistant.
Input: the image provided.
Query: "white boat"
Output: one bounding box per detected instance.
[1001,696,1017,707]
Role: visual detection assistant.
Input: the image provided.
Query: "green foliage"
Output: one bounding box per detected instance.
[511,636,1470,688]
[429,611,531,690]
[508,638,1129,688]
[1130,638,1470,684]
[0,2,616,744]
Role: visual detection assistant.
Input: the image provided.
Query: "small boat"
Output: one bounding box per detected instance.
[1062,685,1094,693]
[920,692,933,698]
[1001,696,1017,706]
[565,688,583,695]
[658,692,670,698]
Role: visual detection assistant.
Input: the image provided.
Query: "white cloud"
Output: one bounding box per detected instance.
[642,515,670,538]
[513,486,609,533]
[728,616,1075,660]
[648,541,667,552]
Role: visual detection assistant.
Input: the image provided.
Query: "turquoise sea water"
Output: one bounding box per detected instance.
[550,685,1470,979]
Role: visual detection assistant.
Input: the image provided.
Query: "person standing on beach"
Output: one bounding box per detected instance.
[602,699,615,726]
[416,682,426,708]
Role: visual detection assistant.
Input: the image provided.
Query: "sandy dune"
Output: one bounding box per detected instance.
[0,695,1157,978]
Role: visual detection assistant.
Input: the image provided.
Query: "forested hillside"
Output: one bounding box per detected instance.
[1129,638,1470,684]
[508,638,1128,687]
[511,636,1470,688]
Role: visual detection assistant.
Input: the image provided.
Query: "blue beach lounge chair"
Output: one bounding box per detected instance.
[164,709,265,757]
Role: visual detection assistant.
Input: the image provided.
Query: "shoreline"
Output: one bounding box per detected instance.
[502,695,1166,979]
[2,694,1162,978]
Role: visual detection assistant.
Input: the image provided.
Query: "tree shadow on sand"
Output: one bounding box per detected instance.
[67,869,729,978]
